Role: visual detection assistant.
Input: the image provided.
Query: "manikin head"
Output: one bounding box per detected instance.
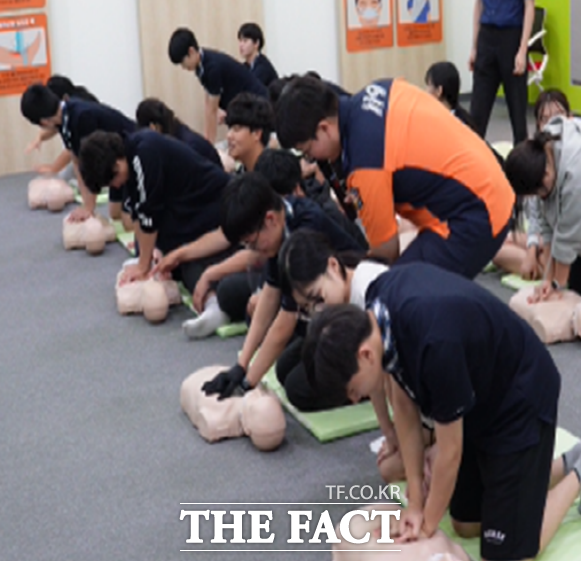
[504,131,559,201]
[302,305,386,407]
[220,173,286,259]
[534,88,571,131]
[237,22,264,63]
[168,27,201,71]
[355,0,383,27]
[275,76,342,162]
[78,131,130,194]
[225,93,274,170]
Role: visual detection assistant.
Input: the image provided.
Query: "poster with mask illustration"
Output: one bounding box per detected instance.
[0,13,51,96]
[345,0,394,53]
[396,0,442,47]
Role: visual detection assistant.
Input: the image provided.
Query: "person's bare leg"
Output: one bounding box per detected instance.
[492,243,527,274]
[451,520,481,539]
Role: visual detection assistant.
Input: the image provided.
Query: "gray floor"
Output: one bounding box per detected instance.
[1,107,579,560]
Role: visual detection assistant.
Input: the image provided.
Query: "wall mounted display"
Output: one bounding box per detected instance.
[572,0,581,86]
[345,0,394,53]
[396,0,442,47]
[0,12,51,96]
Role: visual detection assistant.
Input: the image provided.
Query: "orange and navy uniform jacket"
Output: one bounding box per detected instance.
[339,78,515,249]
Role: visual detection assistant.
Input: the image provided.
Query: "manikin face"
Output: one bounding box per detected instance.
[238,37,258,61]
[227,125,262,163]
[537,101,569,131]
[356,0,382,26]
[296,121,342,163]
[110,159,130,189]
[292,258,349,313]
[180,47,199,71]
[241,211,284,259]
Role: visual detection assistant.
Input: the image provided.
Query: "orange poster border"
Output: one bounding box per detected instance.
[346,0,394,53]
[0,12,51,97]
[0,0,46,11]
[396,0,443,48]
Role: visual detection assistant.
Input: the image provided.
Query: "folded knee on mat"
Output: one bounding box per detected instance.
[451,519,481,539]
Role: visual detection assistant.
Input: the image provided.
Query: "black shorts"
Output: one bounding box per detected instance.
[450,421,555,561]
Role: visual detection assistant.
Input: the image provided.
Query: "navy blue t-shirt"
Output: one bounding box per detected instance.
[365,263,560,454]
[196,48,268,110]
[481,0,524,28]
[265,197,366,311]
[174,122,223,169]
[245,53,279,88]
[58,99,136,156]
[122,130,229,254]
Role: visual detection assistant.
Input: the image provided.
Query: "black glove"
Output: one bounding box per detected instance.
[202,364,247,400]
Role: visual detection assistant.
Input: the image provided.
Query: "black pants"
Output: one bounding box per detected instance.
[470,25,528,145]
[177,248,235,293]
[216,271,262,323]
[276,336,350,412]
[569,256,581,294]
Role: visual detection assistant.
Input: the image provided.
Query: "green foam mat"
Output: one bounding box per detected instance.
[72,185,109,206]
[111,220,136,256]
[179,283,248,339]
[501,273,542,291]
[261,368,378,442]
[491,140,513,159]
[482,261,498,274]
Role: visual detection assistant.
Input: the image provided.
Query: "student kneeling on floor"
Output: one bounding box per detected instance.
[201,172,365,407]
[78,129,231,286]
[303,263,566,561]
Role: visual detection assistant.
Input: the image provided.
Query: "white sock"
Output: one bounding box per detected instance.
[182,296,229,340]
[562,441,581,476]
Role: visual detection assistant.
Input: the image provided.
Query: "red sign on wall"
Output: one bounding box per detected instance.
[0,0,46,11]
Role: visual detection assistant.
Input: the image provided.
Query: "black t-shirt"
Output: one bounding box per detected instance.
[174,122,223,169]
[265,197,366,311]
[58,99,136,156]
[123,129,230,254]
[365,263,560,454]
[196,48,268,110]
[245,53,279,87]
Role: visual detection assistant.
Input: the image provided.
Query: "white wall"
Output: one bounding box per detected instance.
[444,0,474,93]
[48,0,143,117]
[262,0,340,83]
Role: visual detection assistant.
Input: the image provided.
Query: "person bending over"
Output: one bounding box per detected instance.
[275,76,515,279]
[304,264,581,561]
[21,83,135,223]
[78,129,230,286]
[136,98,223,168]
[168,27,268,145]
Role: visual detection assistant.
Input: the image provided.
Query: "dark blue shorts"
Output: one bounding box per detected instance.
[396,219,510,279]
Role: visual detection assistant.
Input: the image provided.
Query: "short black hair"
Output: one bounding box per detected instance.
[425,61,460,109]
[303,305,372,405]
[504,131,559,196]
[78,131,126,194]
[47,75,99,103]
[136,98,179,136]
[220,172,283,245]
[20,83,60,125]
[168,28,198,64]
[275,76,339,149]
[225,93,275,146]
[254,149,301,195]
[237,22,264,51]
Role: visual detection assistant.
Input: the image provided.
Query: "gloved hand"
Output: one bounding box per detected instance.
[202,364,247,400]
